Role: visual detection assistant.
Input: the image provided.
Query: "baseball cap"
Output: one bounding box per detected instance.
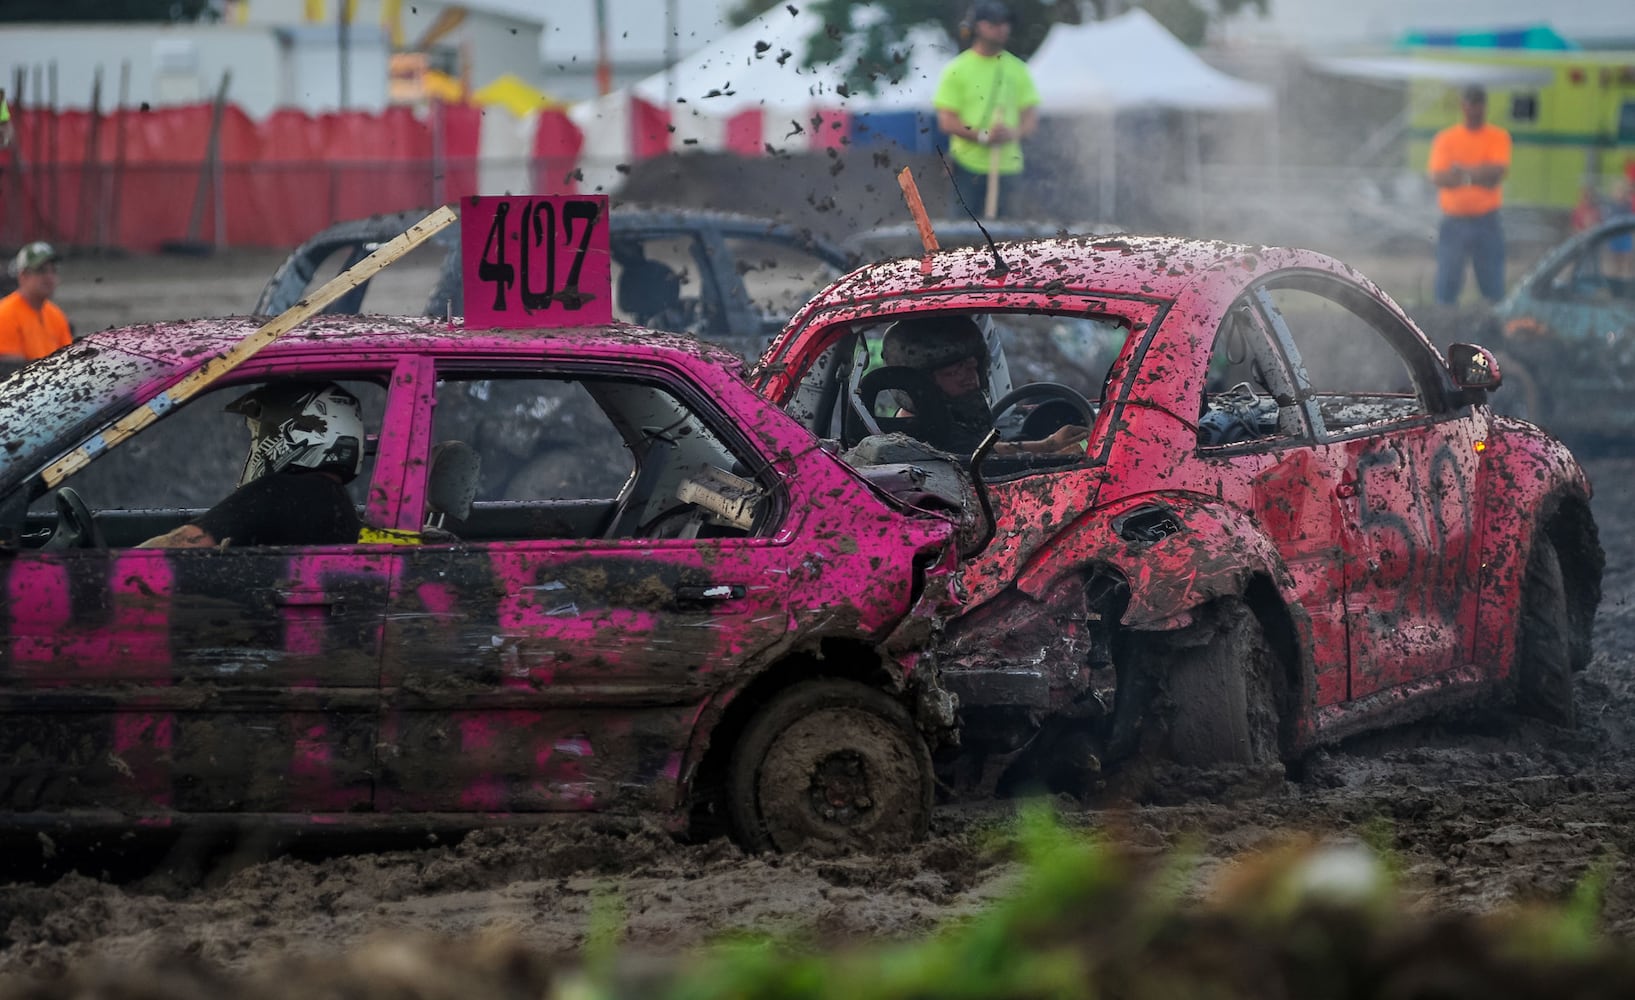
[9,241,59,277]
[971,2,1012,24]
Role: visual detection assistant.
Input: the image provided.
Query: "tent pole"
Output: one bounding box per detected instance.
[1185,110,1203,234]
[664,0,678,107]
[1100,110,1116,222]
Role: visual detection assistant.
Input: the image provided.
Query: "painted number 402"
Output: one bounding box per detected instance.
[460,194,612,329]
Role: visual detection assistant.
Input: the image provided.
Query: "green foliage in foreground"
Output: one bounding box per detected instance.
[582,805,1633,1000]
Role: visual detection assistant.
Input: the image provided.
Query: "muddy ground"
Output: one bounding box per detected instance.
[4,235,1632,986]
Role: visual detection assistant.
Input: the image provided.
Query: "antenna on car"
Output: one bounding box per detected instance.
[935,149,1009,275]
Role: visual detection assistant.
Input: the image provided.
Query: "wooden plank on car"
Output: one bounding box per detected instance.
[42,204,458,488]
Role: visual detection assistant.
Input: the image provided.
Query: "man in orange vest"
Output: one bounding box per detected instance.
[0,242,73,363]
[1427,85,1512,305]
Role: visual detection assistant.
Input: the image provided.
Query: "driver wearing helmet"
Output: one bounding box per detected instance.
[140,381,366,548]
[880,316,1087,458]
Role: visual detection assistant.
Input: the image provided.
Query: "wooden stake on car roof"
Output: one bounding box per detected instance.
[896,167,940,276]
[896,167,940,254]
[41,204,459,490]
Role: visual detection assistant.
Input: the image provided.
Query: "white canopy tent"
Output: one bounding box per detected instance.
[570,6,954,191]
[1029,9,1274,112]
[1311,55,1556,87]
[1027,9,1274,223]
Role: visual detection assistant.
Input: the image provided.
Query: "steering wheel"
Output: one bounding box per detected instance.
[44,487,105,550]
[990,382,1097,441]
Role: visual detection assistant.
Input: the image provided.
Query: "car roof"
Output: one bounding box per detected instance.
[811,234,1278,307]
[841,219,1125,257]
[87,314,749,370]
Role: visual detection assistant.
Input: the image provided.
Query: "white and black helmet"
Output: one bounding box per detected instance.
[228,381,365,488]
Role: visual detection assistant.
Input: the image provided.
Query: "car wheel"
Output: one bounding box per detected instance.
[727,679,932,855]
[1516,534,1575,726]
[1164,599,1281,767]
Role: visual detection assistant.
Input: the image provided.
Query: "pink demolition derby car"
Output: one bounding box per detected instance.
[0,316,969,853]
[753,234,1604,794]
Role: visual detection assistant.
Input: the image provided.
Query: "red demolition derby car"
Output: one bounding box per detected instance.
[753,234,1604,794]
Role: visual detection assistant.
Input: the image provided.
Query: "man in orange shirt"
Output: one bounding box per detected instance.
[1428,85,1512,305]
[0,242,73,363]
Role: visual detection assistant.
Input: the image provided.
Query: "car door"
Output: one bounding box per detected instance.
[0,375,395,817]
[375,361,792,815]
[1256,275,1483,701]
[1194,295,1352,708]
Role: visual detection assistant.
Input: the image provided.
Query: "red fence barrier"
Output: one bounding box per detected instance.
[0,103,583,252]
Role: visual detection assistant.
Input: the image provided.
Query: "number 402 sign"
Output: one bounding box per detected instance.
[460,194,612,328]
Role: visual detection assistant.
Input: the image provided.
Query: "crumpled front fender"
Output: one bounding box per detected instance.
[1014,491,1296,631]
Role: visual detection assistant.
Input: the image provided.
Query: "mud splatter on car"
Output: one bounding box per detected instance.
[0,316,968,855]
[754,234,1603,794]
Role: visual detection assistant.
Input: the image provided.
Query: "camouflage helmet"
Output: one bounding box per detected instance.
[880,316,987,379]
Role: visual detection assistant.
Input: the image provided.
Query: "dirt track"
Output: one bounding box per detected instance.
[3,247,1633,984]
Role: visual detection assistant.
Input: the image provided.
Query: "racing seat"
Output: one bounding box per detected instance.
[423,440,482,541]
[844,365,942,448]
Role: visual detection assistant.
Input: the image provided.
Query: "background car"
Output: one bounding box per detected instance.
[255,207,852,355]
[0,316,964,855]
[753,234,1603,796]
[1493,213,1635,446]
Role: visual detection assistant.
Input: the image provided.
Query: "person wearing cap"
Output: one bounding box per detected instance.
[1428,84,1512,305]
[0,242,73,364]
[934,1,1040,219]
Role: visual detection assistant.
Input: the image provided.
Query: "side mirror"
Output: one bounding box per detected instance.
[1447,343,1504,391]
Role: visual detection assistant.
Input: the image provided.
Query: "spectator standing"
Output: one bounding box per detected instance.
[934,1,1040,219]
[1428,84,1512,304]
[0,242,73,364]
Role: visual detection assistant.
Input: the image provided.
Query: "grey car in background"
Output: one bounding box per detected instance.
[1493,214,1635,446]
[257,206,852,355]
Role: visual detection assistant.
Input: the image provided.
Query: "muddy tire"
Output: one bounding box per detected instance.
[1517,534,1575,726]
[1164,600,1281,767]
[727,680,932,855]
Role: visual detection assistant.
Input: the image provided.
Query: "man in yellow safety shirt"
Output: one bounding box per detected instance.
[934,1,1040,219]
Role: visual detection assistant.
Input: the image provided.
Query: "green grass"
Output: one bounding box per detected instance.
[568,804,1633,1000]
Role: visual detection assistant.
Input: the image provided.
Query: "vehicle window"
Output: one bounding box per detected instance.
[26,377,389,545]
[610,235,716,333]
[1260,282,1428,434]
[815,310,1123,472]
[851,313,1121,403]
[722,236,842,322]
[1198,299,1310,451]
[303,239,452,317]
[430,372,772,542]
[1545,225,1635,302]
[28,378,386,546]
